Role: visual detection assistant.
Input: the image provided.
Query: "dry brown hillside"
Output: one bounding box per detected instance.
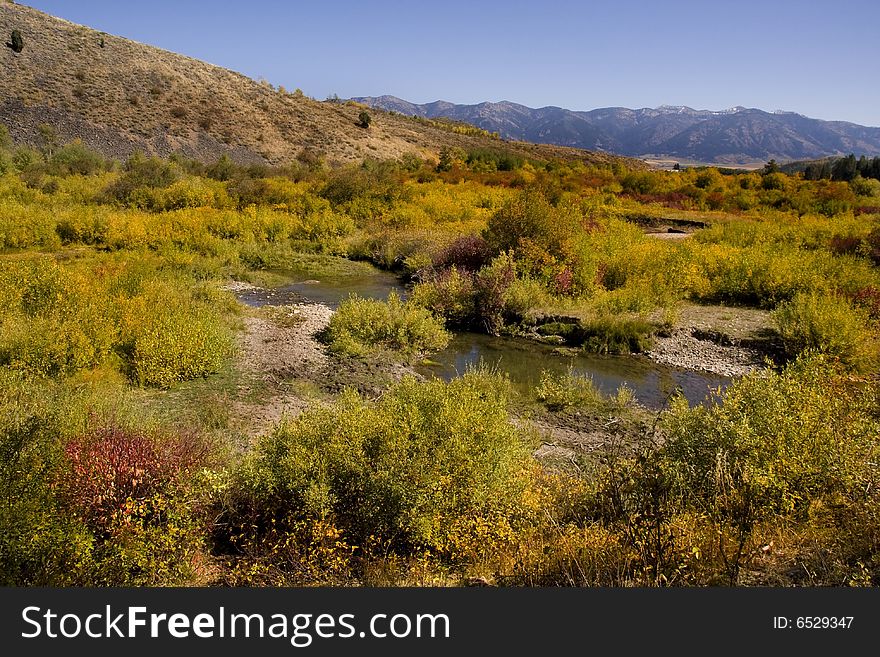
[0,3,629,166]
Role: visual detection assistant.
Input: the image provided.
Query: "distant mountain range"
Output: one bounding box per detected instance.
[352,96,880,165]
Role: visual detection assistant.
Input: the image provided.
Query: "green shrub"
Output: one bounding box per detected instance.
[773,291,876,370]
[0,314,115,377]
[8,147,40,174]
[105,154,180,206]
[0,259,116,376]
[484,189,557,255]
[8,29,24,54]
[578,315,654,354]
[227,373,540,559]
[437,146,466,172]
[149,177,232,211]
[663,355,880,518]
[47,141,108,176]
[119,281,233,388]
[535,368,604,411]
[325,292,449,358]
[535,368,635,413]
[536,314,654,354]
[850,176,880,198]
[124,312,231,388]
[293,207,354,245]
[54,204,111,244]
[0,372,93,585]
[503,276,550,321]
[474,252,516,334]
[320,163,407,210]
[0,256,234,386]
[466,148,524,172]
[410,253,517,333]
[409,267,476,328]
[228,176,318,210]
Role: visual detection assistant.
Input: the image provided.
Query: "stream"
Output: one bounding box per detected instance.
[415,332,728,409]
[236,261,731,409]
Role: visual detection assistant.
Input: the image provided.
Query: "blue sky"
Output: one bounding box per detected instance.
[23,0,880,126]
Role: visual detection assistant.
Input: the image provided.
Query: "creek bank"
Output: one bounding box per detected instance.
[229,300,330,440]
[224,280,417,438]
[528,409,655,473]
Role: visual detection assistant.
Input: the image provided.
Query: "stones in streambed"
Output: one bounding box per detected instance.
[228,282,311,308]
[645,327,767,377]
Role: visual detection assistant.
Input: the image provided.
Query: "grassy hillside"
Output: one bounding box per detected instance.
[0,3,627,167]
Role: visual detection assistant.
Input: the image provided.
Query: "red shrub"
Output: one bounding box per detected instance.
[623,191,693,210]
[553,266,575,296]
[850,286,880,320]
[706,191,725,210]
[59,426,207,532]
[829,234,862,256]
[433,235,491,272]
[475,256,516,334]
[867,228,880,265]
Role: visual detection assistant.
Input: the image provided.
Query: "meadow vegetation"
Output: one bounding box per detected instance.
[1,126,878,586]
[535,368,635,413]
[324,292,449,359]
